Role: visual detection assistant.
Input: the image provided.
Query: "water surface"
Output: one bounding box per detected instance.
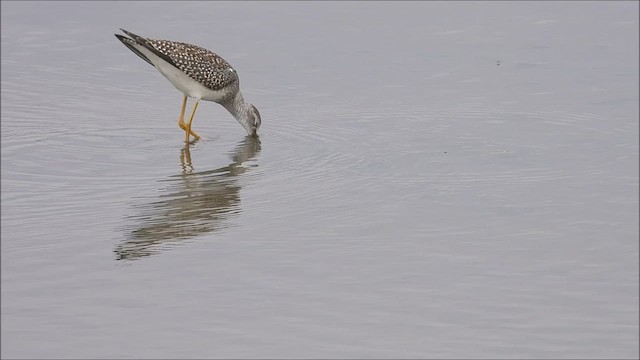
[1,1,638,358]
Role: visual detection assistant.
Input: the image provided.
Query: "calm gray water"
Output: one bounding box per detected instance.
[1,1,638,359]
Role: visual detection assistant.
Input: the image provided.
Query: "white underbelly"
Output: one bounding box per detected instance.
[133,43,231,102]
[155,61,231,102]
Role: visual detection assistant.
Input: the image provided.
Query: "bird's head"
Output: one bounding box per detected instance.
[246,104,261,137]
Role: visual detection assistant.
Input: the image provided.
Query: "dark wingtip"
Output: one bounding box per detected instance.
[115,28,180,71]
[115,31,153,66]
[115,29,134,41]
[119,28,146,42]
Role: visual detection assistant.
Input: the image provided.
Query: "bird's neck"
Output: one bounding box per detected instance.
[223,91,251,121]
[222,90,255,135]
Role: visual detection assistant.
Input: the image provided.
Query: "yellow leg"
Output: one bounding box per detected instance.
[178,95,187,124]
[178,96,201,141]
[185,99,200,143]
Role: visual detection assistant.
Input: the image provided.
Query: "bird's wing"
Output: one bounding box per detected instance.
[116,29,238,91]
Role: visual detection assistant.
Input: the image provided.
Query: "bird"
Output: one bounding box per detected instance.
[114,28,261,141]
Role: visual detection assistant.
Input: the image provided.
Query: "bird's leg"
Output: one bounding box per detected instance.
[185,99,200,143]
[178,95,187,125]
[178,96,201,140]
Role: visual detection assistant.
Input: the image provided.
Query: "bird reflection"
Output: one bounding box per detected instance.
[115,136,261,261]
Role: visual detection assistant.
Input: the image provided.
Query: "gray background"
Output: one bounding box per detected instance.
[1,1,638,358]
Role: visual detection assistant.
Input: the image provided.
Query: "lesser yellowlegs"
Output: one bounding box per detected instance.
[115,28,261,141]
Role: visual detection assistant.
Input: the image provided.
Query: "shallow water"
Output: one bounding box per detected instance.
[1,2,638,358]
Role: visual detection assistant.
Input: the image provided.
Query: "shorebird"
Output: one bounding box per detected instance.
[115,28,261,141]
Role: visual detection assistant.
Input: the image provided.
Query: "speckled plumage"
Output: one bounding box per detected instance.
[117,29,238,92]
[146,39,237,92]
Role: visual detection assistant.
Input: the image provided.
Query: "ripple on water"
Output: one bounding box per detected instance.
[251,104,636,227]
[2,77,265,257]
[3,98,636,258]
